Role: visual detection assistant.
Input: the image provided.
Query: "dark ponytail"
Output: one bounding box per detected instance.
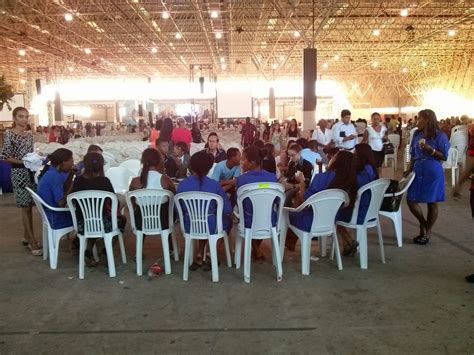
[190,150,214,187]
[83,152,105,177]
[140,148,162,188]
[38,148,73,180]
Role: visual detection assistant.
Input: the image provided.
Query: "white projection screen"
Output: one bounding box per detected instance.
[216,88,253,118]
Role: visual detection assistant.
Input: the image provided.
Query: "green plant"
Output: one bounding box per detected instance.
[0,75,15,111]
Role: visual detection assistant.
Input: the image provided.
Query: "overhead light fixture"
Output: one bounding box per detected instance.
[19,68,25,73]
[400,8,409,17]
[334,54,340,60]
[280,55,285,61]
[18,49,26,56]
[162,11,170,19]
[220,57,225,63]
[84,48,91,54]
[64,13,73,21]
[169,42,173,47]
[372,29,381,36]
[215,32,222,39]
[293,31,300,38]
[402,67,408,73]
[421,61,427,67]
[210,10,219,18]
[151,47,158,53]
[322,62,328,69]
[20,79,26,84]
[175,33,182,39]
[68,67,74,72]
[272,63,278,70]
[372,61,379,68]
[221,64,227,70]
[154,72,160,77]
[119,66,126,72]
[448,29,456,37]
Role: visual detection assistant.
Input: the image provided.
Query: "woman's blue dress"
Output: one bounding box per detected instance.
[407,130,449,203]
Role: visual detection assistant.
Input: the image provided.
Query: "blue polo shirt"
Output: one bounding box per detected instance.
[37,167,73,229]
[177,175,232,233]
[211,160,241,181]
[300,148,322,165]
[236,169,278,228]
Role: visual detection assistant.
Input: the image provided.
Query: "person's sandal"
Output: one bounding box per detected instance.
[190,255,203,271]
[85,250,98,267]
[22,239,29,247]
[28,246,43,256]
[413,235,430,245]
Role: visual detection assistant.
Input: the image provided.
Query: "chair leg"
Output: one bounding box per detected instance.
[223,234,232,268]
[51,232,63,269]
[171,233,179,261]
[79,236,86,279]
[118,232,127,264]
[243,231,252,283]
[271,228,283,281]
[104,236,117,278]
[377,221,386,264]
[301,233,311,276]
[136,231,144,276]
[279,213,289,259]
[161,231,172,275]
[357,226,368,270]
[333,232,343,270]
[393,211,403,247]
[188,239,194,267]
[183,236,191,281]
[43,224,49,261]
[320,236,327,257]
[209,236,219,282]
[235,235,242,269]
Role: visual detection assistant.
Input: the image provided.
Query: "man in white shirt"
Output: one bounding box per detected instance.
[332,109,357,150]
[312,119,333,149]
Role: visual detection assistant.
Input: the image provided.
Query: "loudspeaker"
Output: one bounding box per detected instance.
[148,111,153,124]
[138,104,143,117]
[35,79,42,95]
[199,76,204,94]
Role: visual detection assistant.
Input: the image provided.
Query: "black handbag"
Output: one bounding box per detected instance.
[382,142,395,155]
[380,179,400,212]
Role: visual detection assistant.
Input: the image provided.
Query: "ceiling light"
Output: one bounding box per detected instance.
[372,29,381,36]
[221,64,226,70]
[169,42,173,47]
[402,67,408,73]
[293,31,300,38]
[280,55,285,61]
[422,61,427,67]
[84,48,91,54]
[119,66,126,72]
[220,57,225,63]
[20,79,26,84]
[151,47,158,53]
[68,67,74,72]
[448,29,456,37]
[400,8,408,17]
[322,62,328,69]
[210,10,219,18]
[162,11,170,19]
[154,72,160,77]
[372,61,379,68]
[18,49,26,56]
[272,64,278,70]
[215,32,222,39]
[64,13,73,21]
[334,54,340,60]
[19,68,25,73]
[175,33,182,39]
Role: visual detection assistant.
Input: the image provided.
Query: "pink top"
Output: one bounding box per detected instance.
[149,128,160,148]
[171,127,192,148]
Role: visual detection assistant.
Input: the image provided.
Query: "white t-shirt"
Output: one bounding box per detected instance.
[332,122,357,149]
[312,127,333,146]
[366,125,387,151]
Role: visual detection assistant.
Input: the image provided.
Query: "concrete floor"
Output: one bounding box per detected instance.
[0,182,473,354]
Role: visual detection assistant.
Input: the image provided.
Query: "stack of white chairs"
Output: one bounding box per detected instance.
[450,131,468,170]
[442,147,459,187]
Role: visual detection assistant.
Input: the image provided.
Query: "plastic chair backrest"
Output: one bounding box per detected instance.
[443,147,459,168]
[126,189,173,233]
[350,179,391,225]
[450,131,468,147]
[236,182,285,235]
[304,189,349,234]
[175,191,223,237]
[387,134,401,149]
[26,187,56,230]
[394,172,416,197]
[67,190,118,236]
[105,166,135,193]
[119,159,141,175]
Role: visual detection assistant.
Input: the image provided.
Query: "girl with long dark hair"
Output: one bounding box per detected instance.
[177,150,232,269]
[405,109,449,245]
[286,118,300,138]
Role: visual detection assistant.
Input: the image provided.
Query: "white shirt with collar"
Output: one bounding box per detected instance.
[312,127,333,146]
[332,121,357,150]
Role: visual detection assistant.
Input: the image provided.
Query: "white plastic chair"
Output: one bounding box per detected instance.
[450,131,468,170]
[126,189,179,276]
[336,178,391,269]
[283,189,349,275]
[206,163,217,178]
[102,151,118,168]
[384,134,401,171]
[26,187,75,269]
[235,182,285,283]
[124,146,142,159]
[379,173,416,247]
[403,144,411,172]
[105,166,135,193]
[175,192,232,282]
[442,147,459,187]
[119,159,141,176]
[67,190,127,279]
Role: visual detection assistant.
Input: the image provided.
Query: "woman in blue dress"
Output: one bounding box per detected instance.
[177,150,232,270]
[405,109,449,245]
[288,150,358,254]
